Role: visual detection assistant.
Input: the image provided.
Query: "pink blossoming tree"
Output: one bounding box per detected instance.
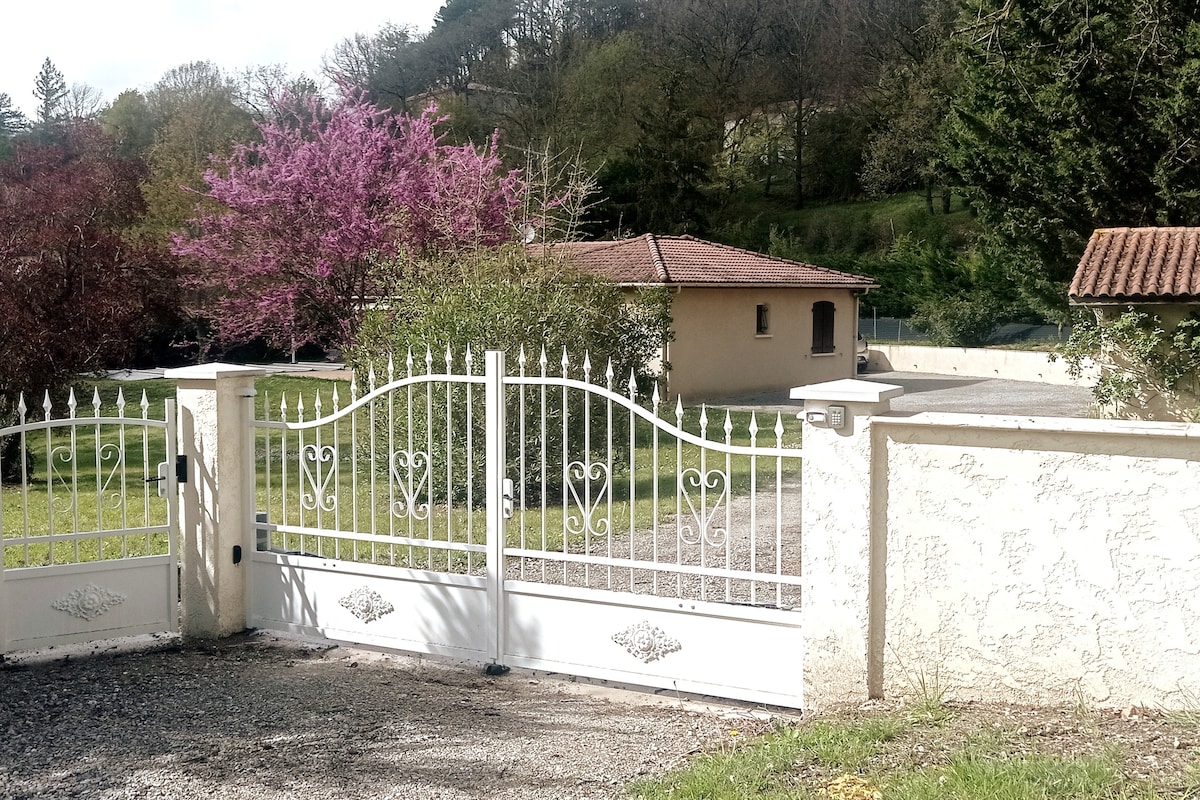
[172,94,524,350]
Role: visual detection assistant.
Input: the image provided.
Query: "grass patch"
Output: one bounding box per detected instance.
[629,718,902,800]
[629,713,1166,800]
[887,749,1128,800]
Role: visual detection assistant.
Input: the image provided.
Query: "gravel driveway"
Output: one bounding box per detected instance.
[0,633,778,800]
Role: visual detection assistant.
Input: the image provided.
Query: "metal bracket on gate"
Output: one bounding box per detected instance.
[146,456,188,497]
[502,478,514,520]
[147,461,171,498]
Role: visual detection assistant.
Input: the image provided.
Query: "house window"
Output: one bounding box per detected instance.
[756,304,770,336]
[812,301,835,354]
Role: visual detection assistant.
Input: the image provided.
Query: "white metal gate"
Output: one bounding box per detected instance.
[0,389,178,654]
[249,349,804,707]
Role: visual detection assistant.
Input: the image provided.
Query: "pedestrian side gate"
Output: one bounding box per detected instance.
[0,389,178,653]
[248,350,805,708]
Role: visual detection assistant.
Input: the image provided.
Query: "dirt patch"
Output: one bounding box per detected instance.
[0,633,765,800]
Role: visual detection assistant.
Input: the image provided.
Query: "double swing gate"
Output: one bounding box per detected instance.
[250,349,806,708]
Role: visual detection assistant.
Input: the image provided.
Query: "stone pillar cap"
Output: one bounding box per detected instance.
[165,363,268,380]
[789,378,904,403]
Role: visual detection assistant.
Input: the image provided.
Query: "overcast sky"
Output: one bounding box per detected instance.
[2,0,447,117]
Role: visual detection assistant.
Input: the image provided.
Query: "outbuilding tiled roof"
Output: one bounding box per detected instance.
[536,234,877,289]
[1070,227,1200,303]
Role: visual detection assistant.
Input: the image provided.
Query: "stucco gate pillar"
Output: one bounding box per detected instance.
[789,378,903,706]
[164,363,265,639]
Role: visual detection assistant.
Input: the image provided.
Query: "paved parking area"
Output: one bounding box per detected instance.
[709,370,1096,418]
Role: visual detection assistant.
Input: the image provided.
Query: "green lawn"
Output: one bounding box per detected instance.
[5,374,802,572]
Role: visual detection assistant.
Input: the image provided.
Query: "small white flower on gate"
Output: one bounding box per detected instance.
[339,586,395,623]
[612,621,682,663]
[52,584,127,621]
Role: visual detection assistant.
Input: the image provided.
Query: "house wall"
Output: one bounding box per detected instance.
[796,389,1200,710]
[665,286,858,400]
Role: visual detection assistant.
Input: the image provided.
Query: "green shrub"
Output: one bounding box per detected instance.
[349,246,672,505]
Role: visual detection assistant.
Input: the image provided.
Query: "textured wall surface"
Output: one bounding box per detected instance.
[877,415,1200,707]
[799,395,891,708]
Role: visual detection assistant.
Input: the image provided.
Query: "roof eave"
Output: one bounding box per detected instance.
[615,281,878,290]
[1069,296,1200,306]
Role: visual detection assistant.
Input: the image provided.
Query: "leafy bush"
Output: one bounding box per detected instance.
[350,246,672,504]
[1055,308,1200,418]
[909,292,1008,347]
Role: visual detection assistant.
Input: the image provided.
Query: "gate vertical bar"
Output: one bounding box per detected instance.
[165,398,179,633]
[484,350,507,668]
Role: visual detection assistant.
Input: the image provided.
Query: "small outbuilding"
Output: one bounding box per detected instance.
[1070,226,1200,418]
[1070,226,1200,315]
[542,234,877,400]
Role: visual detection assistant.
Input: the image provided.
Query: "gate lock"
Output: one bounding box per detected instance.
[145,455,189,498]
[502,478,514,520]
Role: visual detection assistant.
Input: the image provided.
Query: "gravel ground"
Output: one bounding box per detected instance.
[0,633,776,800]
[6,635,1198,799]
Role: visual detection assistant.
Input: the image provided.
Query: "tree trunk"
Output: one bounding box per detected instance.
[793,109,804,209]
[924,182,934,214]
[942,186,952,214]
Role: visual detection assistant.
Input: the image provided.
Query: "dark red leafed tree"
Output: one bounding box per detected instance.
[0,122,180,401]
[172,94,525,351]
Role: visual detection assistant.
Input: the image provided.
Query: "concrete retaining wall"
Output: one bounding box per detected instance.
[870,344,1098,386]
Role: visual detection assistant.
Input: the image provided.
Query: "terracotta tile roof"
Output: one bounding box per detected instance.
[534,234,877,289]
[1071,227,1200,303]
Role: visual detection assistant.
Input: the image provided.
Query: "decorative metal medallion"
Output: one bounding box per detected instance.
[612,621,681,664]
[52,584,127,621]
[339,586,394,624]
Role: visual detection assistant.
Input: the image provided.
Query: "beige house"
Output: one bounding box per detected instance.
[1070,226,1200,418]
[544,235,877,400]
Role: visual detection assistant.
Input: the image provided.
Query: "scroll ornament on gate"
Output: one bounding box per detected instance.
[390,449,431,520]
[678,468,729,546]
[612,621,682,663]
[339,586,394,623]
[300,444,338,512]
[52,583,127,621]
[566,460,610,537]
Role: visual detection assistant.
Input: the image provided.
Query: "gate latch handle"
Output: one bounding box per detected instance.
[151,461,171,498]
[502,478,514,520]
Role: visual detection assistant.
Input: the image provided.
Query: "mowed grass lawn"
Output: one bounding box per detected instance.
[4,373,802,569]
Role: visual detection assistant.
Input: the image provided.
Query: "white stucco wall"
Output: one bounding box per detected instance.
[796,377,1200,709]
[878,415,1200,707]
